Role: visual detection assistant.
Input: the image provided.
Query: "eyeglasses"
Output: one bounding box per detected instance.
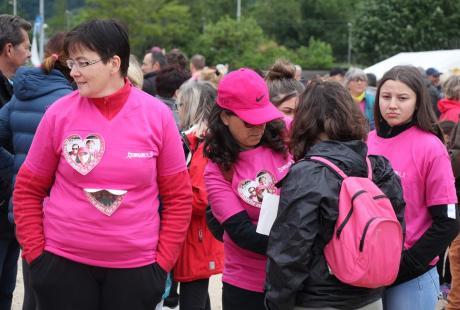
[351,77,366,83]
[225,111,262,128]
[66,58,104,70]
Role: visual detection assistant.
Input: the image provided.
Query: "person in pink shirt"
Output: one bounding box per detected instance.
[367,66,458,310]
[12,19,192,310]
[204,68,292,310]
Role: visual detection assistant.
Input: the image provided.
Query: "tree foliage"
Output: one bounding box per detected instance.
[195,16,334,70]
[75,0,195,56]
[354,0,460,65]
[249,0,358,62]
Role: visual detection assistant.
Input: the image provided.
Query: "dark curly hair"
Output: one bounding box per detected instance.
[204,104,288,171]
[290,79,368,161]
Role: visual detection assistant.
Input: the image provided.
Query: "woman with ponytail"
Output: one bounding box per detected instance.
[0,32,74,310]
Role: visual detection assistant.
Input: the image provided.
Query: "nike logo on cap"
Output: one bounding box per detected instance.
[256,95,264,102]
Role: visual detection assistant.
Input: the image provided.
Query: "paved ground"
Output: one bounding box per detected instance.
[9,258,447,310]
[11,259,223,310]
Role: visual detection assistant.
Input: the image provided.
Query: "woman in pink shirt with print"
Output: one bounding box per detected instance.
[13,20,192,310]
[367,66,459,310]
[204,68,292,310]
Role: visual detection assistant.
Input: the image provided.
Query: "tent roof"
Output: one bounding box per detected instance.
[364,49,460,80]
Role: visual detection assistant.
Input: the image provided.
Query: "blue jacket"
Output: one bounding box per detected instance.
[364,91,375,130]
[0,66,73,224]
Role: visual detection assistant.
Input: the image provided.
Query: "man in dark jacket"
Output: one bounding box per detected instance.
[141,50,167,96]
[0,14,31,310]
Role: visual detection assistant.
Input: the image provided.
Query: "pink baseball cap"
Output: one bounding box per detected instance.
[216,68,283,125]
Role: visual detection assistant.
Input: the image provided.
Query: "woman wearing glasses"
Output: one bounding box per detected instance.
[204,68,292,310]
[345,68,375,130]
[13,20,192,310]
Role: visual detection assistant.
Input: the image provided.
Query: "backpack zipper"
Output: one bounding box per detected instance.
[336,190,366,238]
[359,217,377,251]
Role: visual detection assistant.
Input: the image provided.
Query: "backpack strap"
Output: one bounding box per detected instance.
[310,156,348,179]
[366,157,373,180]
[309,156,373,180]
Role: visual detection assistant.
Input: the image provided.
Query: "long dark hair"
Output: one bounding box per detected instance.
[204,104,288,170]
[374,65,444,142]
[290,79,368,161]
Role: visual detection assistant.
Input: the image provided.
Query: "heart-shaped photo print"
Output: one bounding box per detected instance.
[84,188,127,216]
[63,134,105,175]
[237,170,277,208]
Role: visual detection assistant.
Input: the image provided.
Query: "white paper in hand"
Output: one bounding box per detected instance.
[256,193,280,236]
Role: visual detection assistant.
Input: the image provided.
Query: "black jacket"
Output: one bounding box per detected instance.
[265,140,405,310]
[0,70,14,238]
[0,70,13,108]
[142,71,157,96]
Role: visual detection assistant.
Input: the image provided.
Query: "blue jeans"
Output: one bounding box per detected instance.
[383,267,440,310]
[0,237,20,310]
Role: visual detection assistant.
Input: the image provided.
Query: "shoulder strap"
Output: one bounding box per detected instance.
[366,157,373,180]
[310,156,347,179]
[309,156,373,180]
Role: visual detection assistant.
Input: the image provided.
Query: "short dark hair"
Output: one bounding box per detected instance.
[151,51,167,69]
[329,67,345,77]
[374,65,443,142]
[204,104,288,170]
[0,15,32,53]
[155,65,190,98]
[191,54,206,70]
[366,73,377,87]
[290,79,368,161]
[64,19,130,77]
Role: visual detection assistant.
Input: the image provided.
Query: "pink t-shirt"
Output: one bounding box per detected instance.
[24,88,186,268]
[367,126,457,251]
[205,146,292,292]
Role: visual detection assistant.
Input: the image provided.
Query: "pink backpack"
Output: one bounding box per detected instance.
[309,156,403,288]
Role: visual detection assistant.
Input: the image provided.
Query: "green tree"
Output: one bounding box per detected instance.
[292,38,334,69]
[249,0,359,62]
[196,16,333,70]
[75,0,195,56]
[354,0,460,65]
[196,16,265,68]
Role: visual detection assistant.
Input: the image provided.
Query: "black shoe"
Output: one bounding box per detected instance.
[163,295,179,308]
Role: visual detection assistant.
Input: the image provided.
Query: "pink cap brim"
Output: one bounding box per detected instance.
[233,103,284,125]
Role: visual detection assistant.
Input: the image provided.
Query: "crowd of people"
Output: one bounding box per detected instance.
[0,14,460,310]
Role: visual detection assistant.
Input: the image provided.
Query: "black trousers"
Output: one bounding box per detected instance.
[179,278,211,310]
[22,258,37,310]
[29,251,166,310]
[222,282,265,310]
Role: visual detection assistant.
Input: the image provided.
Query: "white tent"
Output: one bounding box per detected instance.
[364,49,460,80]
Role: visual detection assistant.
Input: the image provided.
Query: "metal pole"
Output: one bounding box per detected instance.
[347,22,352,65]
[236,0,241,22]
[13,0,16,15]
[39,0,44,61]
